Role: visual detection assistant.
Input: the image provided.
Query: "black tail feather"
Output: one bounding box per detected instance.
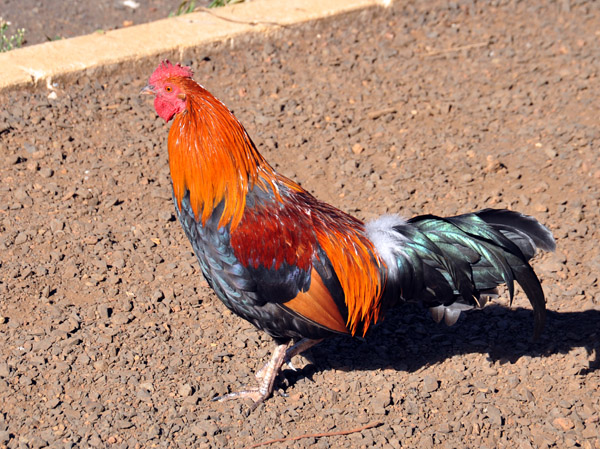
[370,208,555,339]
[476,209,556,254]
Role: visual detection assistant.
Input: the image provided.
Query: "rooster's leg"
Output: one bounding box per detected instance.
[214,342,290,409]
[255,338,323,380]
[283,338,323,371]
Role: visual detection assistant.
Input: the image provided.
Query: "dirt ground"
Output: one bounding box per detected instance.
[1,1,599,448]
[3,0,214,47]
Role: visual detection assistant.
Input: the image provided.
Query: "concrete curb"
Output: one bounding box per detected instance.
[0,0,390,91]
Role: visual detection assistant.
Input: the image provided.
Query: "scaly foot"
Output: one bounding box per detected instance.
[214,338,324,412]
[213,342,289,411]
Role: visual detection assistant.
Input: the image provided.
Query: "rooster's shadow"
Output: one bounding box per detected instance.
[284,303,600,386]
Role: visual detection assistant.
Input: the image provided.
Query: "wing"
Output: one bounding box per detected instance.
[281,268,348,334]
[229,187,352,336]
[229,181,388,335]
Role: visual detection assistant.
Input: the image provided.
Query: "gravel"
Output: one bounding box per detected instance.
[1,1,600,448]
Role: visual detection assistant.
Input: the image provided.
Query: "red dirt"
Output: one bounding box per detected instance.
[0,1,599,448]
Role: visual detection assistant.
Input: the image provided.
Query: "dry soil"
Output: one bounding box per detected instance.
[0,1,599,449]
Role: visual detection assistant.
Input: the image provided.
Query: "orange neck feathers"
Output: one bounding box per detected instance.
[168,79,279,229]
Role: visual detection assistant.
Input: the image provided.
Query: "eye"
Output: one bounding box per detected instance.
[165,86,172,92]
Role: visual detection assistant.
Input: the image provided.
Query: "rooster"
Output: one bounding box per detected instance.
[142,61,555,409]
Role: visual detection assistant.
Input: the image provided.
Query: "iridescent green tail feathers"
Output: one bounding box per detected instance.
[366,209,556,339]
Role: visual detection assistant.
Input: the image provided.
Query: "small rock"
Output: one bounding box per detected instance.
[151,289,165,302]
[484,155,504,173]
[115,419,134,429]
[437,422,451,433]
[371,388,392,413]
[486,405,503,426]
[422,376,439,393]
[111,313,130,325]
[147,424,160,440]
[190,421,218,437]
[581,425,598,439]
[352,143,364,155]
[28,436,47,449]
[41,285,50,299]
[0,363,10,377]
[139,382,154,392]
[482,366,497,376]
[158,210,173,221]
[98,304,111,319]
[507,375,520,388]
[26,161,39,171]
[0,430,10,444]
[5,154,20,165]
[39,167,54,178]
[49,219,64,232]
[179,383,193,397]
[46,398,60,409]
[14,232,28,245]
[77,353,90,365]
[552,417,575,431]
[32,338,53,352]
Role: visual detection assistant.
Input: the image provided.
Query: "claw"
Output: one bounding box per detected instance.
[212,389,268,415]
[213,388,264,403]
[213,339,323,413]
[285,358,297,371]
[213,342,290,412]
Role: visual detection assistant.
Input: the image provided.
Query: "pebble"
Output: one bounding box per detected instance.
[159,211,173,221]
[190,422,218,437]
[422,376,439,393]
[5,154,20,165]
[352,143,364,155]
[115,420,134,430]
[14,232,28,245]
[39,167,54,178]
[0,363,10,377]
[0,431,10,444]
[178,383,193,397]
[371,388,392,413]
[553,417,575,431]
[151,289,165,302]
[486,405,503,426]
[147,424,161,439]
[98,304,111,320]
[111,313,130,325]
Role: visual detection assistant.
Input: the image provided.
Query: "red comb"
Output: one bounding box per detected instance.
[149,60,194,85]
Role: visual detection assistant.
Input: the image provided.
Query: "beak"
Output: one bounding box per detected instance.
[140,84,155,96]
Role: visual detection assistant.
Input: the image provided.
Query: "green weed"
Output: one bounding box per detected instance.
[169,0,245,16]
[0,18,25,52]
[169,0,197,16]
[208,0,245,7]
